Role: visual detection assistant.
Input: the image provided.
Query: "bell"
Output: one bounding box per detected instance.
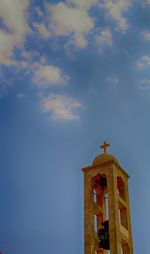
[94,179,99,188]
[98,220,110,250]
[98,228,105,239]
[101,220,109,231]
[99,239,110,250]
[100,177,107,190]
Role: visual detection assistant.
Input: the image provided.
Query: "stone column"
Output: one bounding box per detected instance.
[107,165,121,254]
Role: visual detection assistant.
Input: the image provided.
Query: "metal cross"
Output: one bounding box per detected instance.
[100,141,110,153]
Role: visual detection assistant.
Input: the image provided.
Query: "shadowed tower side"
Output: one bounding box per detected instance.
[82,142,133,254]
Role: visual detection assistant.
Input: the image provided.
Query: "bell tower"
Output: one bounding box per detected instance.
[82,142,133,254]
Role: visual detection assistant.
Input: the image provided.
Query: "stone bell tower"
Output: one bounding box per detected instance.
[82,142,133,254]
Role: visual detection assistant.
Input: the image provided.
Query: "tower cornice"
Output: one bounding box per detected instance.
[82,160,130,178]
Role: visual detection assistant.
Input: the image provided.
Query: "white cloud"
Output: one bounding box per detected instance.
[40,93,82,120]
[141,30,150,41]
[136,55,150,69]
[107,76,119,84]
[16,93,27,98]
[17,50,42,71]
[22,50,40,61]
[33,22,51,39]
[47,2,94,48]
[0,31,17,65]
[22,50,32,61]
[99,0,131,32]
[95,29,112,53]
[33,64,70,88]
[40,56,47,64]
[64,40,77,60]
[0,0,30,65]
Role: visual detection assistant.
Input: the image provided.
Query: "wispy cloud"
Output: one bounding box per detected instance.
[141,30,150,41]
[16,93,27,98]
[136,55,150,69]
[139,79,150,90]
[99,0,131,32]
[0,69,14,97]
[140,79,150,84]
[22,50,32,61]
[33,64,70,88]
[107,76,119,84]
[95,29,112,53]
[0,0,30,65]
[33,22,51,39]
[35,7,43,17]
[40,93,82,120]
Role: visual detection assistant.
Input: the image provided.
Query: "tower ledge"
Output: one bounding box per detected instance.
[82,156,130,178]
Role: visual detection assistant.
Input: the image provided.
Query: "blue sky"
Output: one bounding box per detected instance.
[0,0,150,253]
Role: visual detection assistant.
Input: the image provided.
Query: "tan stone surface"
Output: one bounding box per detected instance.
[82,148,133,254]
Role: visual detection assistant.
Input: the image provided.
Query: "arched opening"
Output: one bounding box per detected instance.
[117,176,126,201]
[94,214,97,232]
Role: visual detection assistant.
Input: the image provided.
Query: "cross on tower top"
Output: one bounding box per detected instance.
[100,141,110,153]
